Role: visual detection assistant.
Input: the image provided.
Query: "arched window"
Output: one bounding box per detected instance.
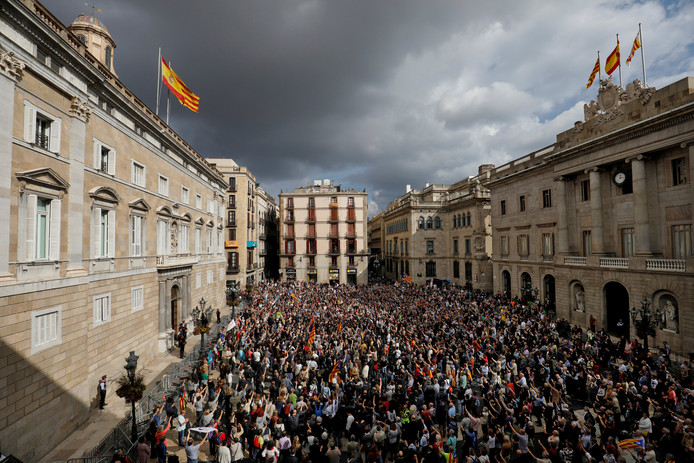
[462,214,466,227]
[105,46,112,69]
[434,217,442,229]
[426,217,433,229]
[418,216,425,230]
[77,34,86,45]
[467,212,471,227]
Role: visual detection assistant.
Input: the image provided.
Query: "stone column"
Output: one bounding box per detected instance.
[158,279,168,352]
[66,97,90,276]
[555,177,569,255]
[629,156,651,255]
[587,168,605,254]
[0,51,25,282]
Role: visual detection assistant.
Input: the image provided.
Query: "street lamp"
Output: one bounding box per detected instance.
[191,297,213,359]
[123,351,140,445]
[630,297,663,351]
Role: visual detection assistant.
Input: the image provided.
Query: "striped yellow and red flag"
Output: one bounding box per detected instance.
[329,361,341,383]
[605,41,620,75]
[161,58,200,112]
[626,33,641,67]
[618,437,644,449]
[586,57,600,89]
[307,316,315,346]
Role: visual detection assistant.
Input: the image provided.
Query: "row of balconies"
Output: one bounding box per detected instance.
[284,214,356,224]
[498,254,687,272]
[281,248,358,256]
[226,262,260,274]
[283,232,358,239]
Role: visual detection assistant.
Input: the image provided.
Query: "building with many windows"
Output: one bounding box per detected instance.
[369,169,493,289]
[0,2,227,460]
[487,77,694,352]
[279,181,368,285]
[257,186,279,280]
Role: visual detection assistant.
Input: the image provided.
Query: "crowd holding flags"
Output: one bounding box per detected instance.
[585,23,647,90]
[306,316,316,350]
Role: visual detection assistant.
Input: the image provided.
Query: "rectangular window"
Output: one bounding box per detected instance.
[672,224,692,259]
[92,139,116,175]
[180,224,189,253]
[131,286,144,313]
[131,161,145,187]
[405,241,408,255]
[229,177,236,191]
[93,208,115,258]
[196,194,203,209]
[426,240,434,254]
[672,157,688,186]
[207,269,213,284]
[228,210,236,226]
[426,261,436,278]
[518,234,529,257]
[24,100,62,154]
[621,228,634,257]
[349,255,355,266]
[206,229,213,253]
[308,197,315,208]
[32,197,58,260]
[453,261,460,279]
[500,200,506,215]
[331,197,337,204]
[158,174,169,196]
[542,233,554,256]
[465,239,471,255]
[228,195,236,208]
[581,180,590,202]
[228,252,238,269]
[195,227,202,254]
[500,236,509,256]
[582,230,592,256]
[181,186,190,204]
[208,199,215,214]
[228,228,237,240]
[130,215,144,256]
[93,293,111,326]
[196,272,201,288]
[287,197,294,208]
[32,307,62,354]
[331,256,338,267]
[519,195,526,212]
[542,189,552,208]
[348,197,355,206]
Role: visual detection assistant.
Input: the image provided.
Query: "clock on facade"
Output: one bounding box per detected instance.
[613,170,627,186]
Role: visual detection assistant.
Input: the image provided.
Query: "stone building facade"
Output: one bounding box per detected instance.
[0,2,227,460]
[279,182,368,285]
[370,170,493,289]
[488,77,694,353]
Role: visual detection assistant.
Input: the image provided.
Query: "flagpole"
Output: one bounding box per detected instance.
[166,61,171,125]
[598,51,601,82]
[616,34,622,88]
[156,47,161,116]
[639,23,647,86]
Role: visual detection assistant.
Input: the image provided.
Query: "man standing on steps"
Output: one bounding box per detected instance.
[178,330,187,359]
[99,375,107,409]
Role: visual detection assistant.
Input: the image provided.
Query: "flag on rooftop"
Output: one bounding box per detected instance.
[626,32,641,67]
[605,41,620,75]
[161,57,200,112]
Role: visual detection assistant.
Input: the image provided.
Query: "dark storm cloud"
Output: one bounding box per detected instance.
[47,0,694,214]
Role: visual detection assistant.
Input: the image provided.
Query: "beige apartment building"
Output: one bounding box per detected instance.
[257,186,279,280]
[488,77,694,353]
[279,181,368,285]
[370,170,493,289]
[0,2,227,460]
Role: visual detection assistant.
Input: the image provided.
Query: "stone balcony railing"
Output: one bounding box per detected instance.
[559,255,688,272]
[564,256,587,266]
[599,257,629,269]
[156,254,199,267]
[645,258,686,272]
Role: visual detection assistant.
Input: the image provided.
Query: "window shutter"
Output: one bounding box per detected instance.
[26,194,37,260]
[93,207,101,257]
[107,210,115,257]
[49,199,61,260]
[107,148,116,175]
[23,103,35,143]
[49,118,61,154]
[93,141,100,169]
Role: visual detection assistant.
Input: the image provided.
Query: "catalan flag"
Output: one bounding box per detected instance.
[161,58,200,112]
[402,273,412,284]
[307,316,315,346]
[586,57,600,89]
[329,361,341,383]
[626,32,641,67]
[618,437,645,450]
[605,41,620,75]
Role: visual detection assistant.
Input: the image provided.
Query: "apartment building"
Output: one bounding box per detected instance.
[279,181,368,285]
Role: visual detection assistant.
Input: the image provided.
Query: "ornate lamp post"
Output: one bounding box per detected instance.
[122,351,140,444]
[630,297,662,351]
[191,297,213,358]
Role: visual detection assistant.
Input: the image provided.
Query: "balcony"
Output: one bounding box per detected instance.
[346,231,356,239]
[283,248,296,256]
[564,256,587,266]
[227,221,237,227]
[347,248,357,255]
[542,255,554,263]
[305,232,316,239]
[227,266,240,274]
[306,215,316,224]
[306,248,317,255]
[284,233,295,240]
[228,185,237,193]
[599,257,629,269]
[285,216,295,224]
[646,258,686,272]
[156,254,199,268]
[259,233,267,240]
[328,216,339,224]
[346,213,356,223]
[228,203,236,209]
[328,231,339,239]
[329,247,340,256]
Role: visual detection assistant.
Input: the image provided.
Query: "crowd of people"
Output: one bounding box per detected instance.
[141,281,693,463]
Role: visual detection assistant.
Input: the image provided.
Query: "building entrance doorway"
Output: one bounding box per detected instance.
[171,285,179,331]
[501,270,511,293]
[604,282,630,338]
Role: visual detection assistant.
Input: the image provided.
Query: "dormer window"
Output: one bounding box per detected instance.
[105,46,112,69]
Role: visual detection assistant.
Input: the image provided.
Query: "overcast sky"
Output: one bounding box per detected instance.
[48,0,694,215]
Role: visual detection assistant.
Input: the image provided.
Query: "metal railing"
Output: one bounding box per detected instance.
[80,303,245,461]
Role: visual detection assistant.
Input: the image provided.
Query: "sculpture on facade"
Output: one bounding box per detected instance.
[574,285,585,312]
[661,298,679,332]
